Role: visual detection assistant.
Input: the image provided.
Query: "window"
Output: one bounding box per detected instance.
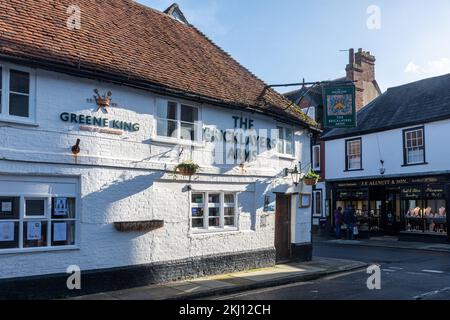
[0,196,77,251]
[277,126,294,155]
[403,127,425,165]
[0,64,35,121]
[156,99,200,141]
[346,138,362,171]
[191,192,238,230]
[312,145,321,171]
[313,190,322,216]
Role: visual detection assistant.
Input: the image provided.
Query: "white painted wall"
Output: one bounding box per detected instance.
[325,119,450,180]
[0,62,312,279]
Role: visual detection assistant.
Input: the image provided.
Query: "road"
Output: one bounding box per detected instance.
[210,243,450,300]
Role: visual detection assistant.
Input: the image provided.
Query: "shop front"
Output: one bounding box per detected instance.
[328,175,450,242]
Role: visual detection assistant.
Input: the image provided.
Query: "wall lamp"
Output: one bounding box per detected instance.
[285,163,305,186]
[71,139,81,155]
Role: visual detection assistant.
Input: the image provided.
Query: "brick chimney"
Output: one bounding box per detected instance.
[346,48,379,111]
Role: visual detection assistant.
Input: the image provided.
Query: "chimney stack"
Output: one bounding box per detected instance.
[346,48,378,111]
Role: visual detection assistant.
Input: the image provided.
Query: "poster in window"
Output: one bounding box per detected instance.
[1,202,12,213]
[0,222,14,242]
[54,198,69,216]
[53,223,67,242]
[323,85,356,128]
[27,221,42,240]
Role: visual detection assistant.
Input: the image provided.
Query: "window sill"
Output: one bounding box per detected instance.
[402,162,428,167]
[190,227,239,235]
[0,117,38,127]
[0,245,79,255]
[276,153,296,160]
[151,136,204,148]
[343,169,364,172]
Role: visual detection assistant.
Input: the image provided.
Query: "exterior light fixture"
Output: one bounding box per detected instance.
[379,160,386,175]
[290,165,302,186]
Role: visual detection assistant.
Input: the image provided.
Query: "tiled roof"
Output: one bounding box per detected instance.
[0,0,317,129]
[322,74,450,140]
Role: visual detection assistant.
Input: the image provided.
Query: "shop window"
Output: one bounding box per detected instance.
[403,127,425,165]
[156,99,200,141]
[345,138,362,171]
[0,63,35,122]
[0,196,77,251]
[191,192,238,231]
[277,126,294,156]
[312,145,321,171]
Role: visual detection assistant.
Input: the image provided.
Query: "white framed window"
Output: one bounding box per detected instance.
[0,195,77,251]
[155,99,200,141]
[277,126,294,155]
[345,138,362,171]
[0,62,36,123]
[404,127,425,165]
[313,190,322,216]
[190,191,238,231]
[312,144,321,171]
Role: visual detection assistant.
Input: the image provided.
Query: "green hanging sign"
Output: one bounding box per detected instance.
[323,85,356,128]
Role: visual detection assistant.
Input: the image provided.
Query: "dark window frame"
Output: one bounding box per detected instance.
[402,126,427,167]
[344,138,363,171]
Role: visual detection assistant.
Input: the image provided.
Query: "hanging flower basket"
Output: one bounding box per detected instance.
[174,160,200,176]
[303,166,320,186]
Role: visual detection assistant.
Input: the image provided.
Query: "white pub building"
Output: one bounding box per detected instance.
[0,1,318,298]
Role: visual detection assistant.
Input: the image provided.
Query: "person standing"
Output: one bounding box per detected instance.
[343,204,357,240]
[333,207,343,239]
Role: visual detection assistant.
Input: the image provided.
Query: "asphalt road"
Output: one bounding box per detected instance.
[211,243,450,300]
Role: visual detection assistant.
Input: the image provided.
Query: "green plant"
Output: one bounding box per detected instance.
[304,166,320,180]
[173,160,200,175]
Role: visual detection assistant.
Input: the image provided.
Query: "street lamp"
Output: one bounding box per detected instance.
[290,165,302,186]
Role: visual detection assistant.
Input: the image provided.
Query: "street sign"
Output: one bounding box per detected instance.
[323,84,356,128]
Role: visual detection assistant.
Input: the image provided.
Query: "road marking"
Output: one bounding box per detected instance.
[413,287,450,300]
[382,269,397,272]
[389,267,403,270]
[421,269,445,274]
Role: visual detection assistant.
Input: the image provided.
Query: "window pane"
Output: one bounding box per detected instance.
[9,93,29,117]
[313,146,320,169]
[0,221,19,249]
[51,221,76,246]
[0,197,20,220]
[157,101,177,120]
[10,70,29,94]
[285,128,293,154]
[25,199,45,216]
[277,127,284,153]
[157,118,177,138]
[52,197,76,219]
[23,221,48,248]
[192,193,204,204]
[224,217,235,227]
[191,207,204,217]
[181,105,198,123]
[180,122,195,141]
[224,194,235,204]
[208,193,220,204]
[209,217,220,227]
[192,218,203,228]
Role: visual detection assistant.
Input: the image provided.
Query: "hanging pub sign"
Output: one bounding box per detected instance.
[323,84,356,128]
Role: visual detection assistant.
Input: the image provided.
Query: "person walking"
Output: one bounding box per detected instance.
[343,204,357,240]
[333,207,343,239]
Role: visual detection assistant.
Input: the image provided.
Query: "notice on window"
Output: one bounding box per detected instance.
[0,222,14,242]
[27,222,42,241]
[53,223,67,242]
[54,198,68,216]
[1,202,12,213]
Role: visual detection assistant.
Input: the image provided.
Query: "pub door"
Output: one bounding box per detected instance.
[275,194,292,262]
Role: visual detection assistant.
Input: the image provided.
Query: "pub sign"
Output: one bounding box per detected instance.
[323,84,356,128]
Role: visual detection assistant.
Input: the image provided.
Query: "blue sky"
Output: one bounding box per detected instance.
[139,0,450,93]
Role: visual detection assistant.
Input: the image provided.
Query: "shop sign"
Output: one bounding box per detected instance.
[336,176,442,188]
[401,187,422,199]
[425,186,445,199]
[60,112,140,135]
[323,85,356,128]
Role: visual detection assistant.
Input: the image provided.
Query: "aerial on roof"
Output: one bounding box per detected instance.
[322,73,450,140]
[0,0,317,129]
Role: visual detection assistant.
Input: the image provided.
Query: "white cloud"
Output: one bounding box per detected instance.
[404,58,450,77]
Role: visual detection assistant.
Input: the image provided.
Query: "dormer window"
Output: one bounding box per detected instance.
[163,3,190,25]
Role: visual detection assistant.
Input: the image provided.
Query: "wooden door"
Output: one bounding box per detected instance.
[275,194,291,262]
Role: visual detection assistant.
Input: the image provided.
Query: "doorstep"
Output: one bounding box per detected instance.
[70,257,367,300]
